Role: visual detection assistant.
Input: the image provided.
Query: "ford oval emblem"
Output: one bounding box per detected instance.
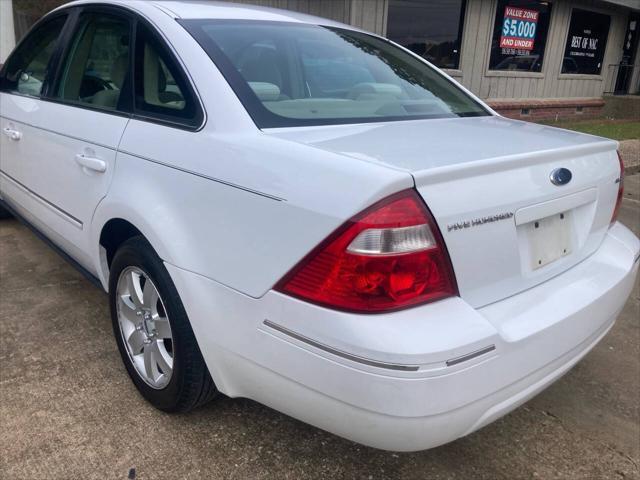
[550,168,572,186]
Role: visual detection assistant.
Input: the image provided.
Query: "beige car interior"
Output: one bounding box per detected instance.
[90,52,128,108]
[57,15,185,112]
[57,18,129,109]
[142,44,185,110]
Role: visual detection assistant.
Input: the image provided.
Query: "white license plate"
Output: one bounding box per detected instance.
[525,212,573,269]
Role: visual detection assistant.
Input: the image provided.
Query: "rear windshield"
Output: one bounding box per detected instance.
[181,20,489,128]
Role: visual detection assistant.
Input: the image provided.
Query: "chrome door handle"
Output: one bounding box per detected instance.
[2,127,22,141]
[75,154,107,173]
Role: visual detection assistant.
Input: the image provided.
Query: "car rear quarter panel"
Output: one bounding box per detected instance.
[91,121,412,296]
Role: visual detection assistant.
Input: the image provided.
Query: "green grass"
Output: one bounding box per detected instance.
[539,119,640,141]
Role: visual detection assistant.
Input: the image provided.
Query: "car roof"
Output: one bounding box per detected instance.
[56,0,353,30]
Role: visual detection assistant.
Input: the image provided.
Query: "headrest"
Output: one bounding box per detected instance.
[347,82,403,100]
[248,82,281,102]
[111,52,129,89]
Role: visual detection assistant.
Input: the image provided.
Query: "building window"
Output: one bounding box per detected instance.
[386,0,467,70]
[561,9,610,75]
[488,0,552,72]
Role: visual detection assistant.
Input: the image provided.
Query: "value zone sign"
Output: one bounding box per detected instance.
[500,6,538,51]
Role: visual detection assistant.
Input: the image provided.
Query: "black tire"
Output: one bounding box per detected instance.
[109,236,218,412]
[0,202,13,219]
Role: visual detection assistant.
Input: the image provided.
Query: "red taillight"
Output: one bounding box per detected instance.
[611,151,624,226]
[276,190,458,313]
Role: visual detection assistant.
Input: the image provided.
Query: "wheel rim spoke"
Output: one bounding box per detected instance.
[143,279,159,311]
[143,343,156,380]
[119,293,137,312]
[154,318,172,339]
[153,342,172,374]
[127,271,144,309]
[127,329,147,354]
[118,299,139,325]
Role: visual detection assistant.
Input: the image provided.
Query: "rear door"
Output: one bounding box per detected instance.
[5,7,133,267]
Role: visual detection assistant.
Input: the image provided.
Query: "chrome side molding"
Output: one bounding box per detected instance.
[446,345,496,367]
[263,319,496,371]
[0,170,83,229]
[262,320,420,372]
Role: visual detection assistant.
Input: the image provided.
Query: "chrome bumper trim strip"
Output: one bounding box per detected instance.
[446,345,496,367]
[262,319,420,372]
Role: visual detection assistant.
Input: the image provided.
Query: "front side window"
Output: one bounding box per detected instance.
[561,9,611,75]
[54,13,131,111]
[1,15,67,96]
[488,0,552,72]
[182,20,488,128]
[386,0,466,70]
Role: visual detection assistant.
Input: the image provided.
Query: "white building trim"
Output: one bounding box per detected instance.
[0,0,16,64]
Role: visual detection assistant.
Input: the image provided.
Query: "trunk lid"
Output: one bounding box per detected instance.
[266,116,621,308]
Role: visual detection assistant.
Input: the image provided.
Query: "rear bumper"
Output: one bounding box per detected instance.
[167,222,639,451]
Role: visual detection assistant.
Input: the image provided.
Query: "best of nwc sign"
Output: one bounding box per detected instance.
[500,6,539,51]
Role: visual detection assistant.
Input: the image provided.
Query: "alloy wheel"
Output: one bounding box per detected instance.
[116,266,174,389]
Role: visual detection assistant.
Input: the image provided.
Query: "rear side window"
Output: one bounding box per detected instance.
[0,15,67,97]
[54,13,131,111]
[133,23,202,128]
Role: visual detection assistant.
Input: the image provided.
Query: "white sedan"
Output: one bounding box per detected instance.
[1,0,638,452]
